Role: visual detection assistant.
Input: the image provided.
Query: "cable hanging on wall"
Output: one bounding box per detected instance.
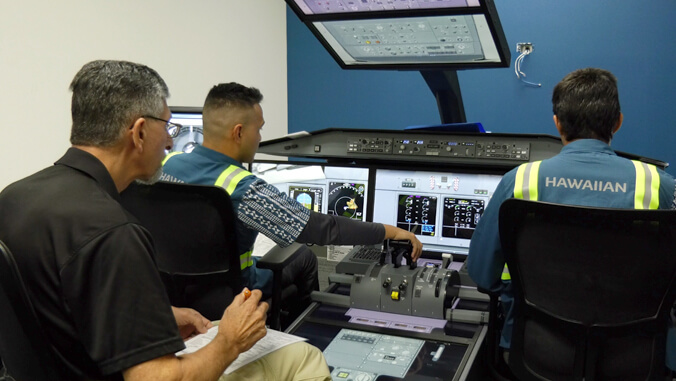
[515,42,541,88]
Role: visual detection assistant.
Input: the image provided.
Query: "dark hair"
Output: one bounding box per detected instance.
[552,68,621,143]
[69,60,169,147]
[203,82,263,112]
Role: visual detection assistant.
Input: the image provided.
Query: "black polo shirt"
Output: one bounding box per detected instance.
[0,148,185,380]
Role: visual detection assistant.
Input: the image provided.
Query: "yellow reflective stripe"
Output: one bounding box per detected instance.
[225,170,251,195]
[632,161,660,209]
[527,161,541,201]
[215,166,239,188]
[633,161,646,209]
[501,264,511,281]
[513,161,541,201]
[507,161,542,282]
[215,166,254,269]
[214,165,253,195]
[240,250,254,270]
[647,164,660,209]
[161,151,183,166]
[514,164,527,199]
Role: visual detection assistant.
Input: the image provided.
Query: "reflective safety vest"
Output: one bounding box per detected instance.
[163,153,255,270]
[161,151,183,166]
[501,159,661,281]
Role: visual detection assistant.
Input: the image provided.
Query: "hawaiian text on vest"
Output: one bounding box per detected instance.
[159,173,185,184]
[545,177,627,193]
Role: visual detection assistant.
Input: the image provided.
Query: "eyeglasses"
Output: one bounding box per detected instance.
[142,115,182,138]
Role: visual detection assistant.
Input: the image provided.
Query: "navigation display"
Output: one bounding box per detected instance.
[329,182,366,220]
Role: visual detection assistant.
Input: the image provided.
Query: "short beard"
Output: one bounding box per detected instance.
[135,166,164,185]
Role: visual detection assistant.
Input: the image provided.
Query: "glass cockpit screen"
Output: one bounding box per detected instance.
[291,0,480,15]
[312,15,500,66]
[397,194,437,236]
[289,186,324,212]
[443,197,484,239]
[373,168,502,253]
[286,0,510,69]
[329,182,366,220]
[251,162,369,221]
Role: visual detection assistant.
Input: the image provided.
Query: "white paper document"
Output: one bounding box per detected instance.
[327,245,353,262]
[176,326,307,375]
[252,233,278,257]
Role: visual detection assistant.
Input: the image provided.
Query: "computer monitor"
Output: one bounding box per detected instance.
[169,106,203,153]
[251,160,504,255]
[251,161,370,221]
[285,0,510,70]
[325,166,369,220]
[372,167,502,255]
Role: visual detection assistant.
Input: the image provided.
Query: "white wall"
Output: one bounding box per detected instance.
[0,0,288,190]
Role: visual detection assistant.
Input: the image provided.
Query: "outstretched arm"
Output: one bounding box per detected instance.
[297,211,423,260]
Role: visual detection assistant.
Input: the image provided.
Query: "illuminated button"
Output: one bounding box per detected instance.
[391,290,400,300]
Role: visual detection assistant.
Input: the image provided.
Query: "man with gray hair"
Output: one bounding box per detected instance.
[0,60,330,381]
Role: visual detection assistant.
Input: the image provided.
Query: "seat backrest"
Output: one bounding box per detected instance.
[120,181,243,319]
[499,199,676,381]
[0,240,70,380]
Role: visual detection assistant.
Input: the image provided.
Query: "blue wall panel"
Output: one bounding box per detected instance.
[287,2,676,174]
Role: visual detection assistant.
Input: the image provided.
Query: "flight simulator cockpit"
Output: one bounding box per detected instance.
[161,2,669,379]
[249,127,568,381]
[164,120,664,381]
[249,127,665,380]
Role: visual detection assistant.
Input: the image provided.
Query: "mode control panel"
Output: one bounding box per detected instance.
[476,141,530,160]
[345,136,531,162]
[347,137,393,154]
[393,139,476,158]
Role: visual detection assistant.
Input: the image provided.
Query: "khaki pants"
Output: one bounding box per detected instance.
[219,341,331,381]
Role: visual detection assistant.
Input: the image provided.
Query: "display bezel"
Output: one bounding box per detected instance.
[285,0,510,70]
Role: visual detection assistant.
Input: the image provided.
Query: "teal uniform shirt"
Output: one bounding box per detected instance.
[160,145,311,295]
[467,139,676,370]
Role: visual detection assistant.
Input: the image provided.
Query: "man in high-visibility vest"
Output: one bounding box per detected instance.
[467,68,676,371]
[161,82,422,326]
